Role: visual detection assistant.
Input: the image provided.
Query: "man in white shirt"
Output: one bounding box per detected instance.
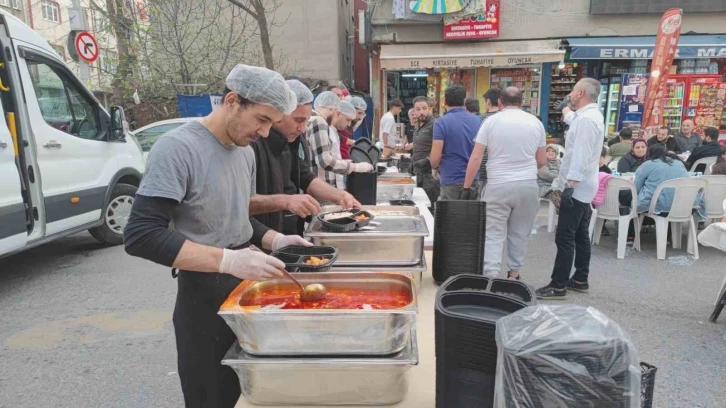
[380,99,403,151]
[536,78,604,300]
[463,87,547,280]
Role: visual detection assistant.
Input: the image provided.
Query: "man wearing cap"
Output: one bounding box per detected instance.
[251,80,361,235]
[123,65,311,407]
[306,91,374,189]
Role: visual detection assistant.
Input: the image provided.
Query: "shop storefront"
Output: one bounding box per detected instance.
[563,35,726,137]
[373,39,564,131]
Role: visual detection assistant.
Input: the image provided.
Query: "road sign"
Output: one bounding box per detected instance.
[74,31,99,63]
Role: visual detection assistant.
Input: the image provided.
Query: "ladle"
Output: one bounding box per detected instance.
[250,245,327,302]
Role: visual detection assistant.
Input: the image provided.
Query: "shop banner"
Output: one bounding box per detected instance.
[641,8,683,136]
[380,53,563,70]
[694,83,726,131]
[443,1,500,40]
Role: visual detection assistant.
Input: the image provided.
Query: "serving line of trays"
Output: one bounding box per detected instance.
[219,271,420,405]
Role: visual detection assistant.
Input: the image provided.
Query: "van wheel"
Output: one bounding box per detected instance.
[89,183,137,246]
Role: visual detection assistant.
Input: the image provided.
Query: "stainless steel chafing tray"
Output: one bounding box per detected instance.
[331,258,427,293]
[377,180,416,202]
[304,215,428,266]
[219,273,417,356]
[222,330,419,406]
[321,204,420,217]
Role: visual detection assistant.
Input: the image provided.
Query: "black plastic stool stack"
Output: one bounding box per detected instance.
[432,201,486,284]
[434,275,532,408]
[346,171,377,205]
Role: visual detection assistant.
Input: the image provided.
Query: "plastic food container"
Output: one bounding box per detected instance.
[272,245,339,272]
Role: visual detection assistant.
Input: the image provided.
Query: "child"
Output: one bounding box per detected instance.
[538,145,561,199]
[599,146,612,174]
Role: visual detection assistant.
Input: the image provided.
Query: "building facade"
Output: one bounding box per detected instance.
[368,0,726,138]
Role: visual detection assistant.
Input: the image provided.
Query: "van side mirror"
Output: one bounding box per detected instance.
[109,106,127,140]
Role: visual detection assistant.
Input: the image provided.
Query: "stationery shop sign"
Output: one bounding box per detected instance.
[443,1,500,41]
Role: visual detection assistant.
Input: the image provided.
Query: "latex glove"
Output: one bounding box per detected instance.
[218,248,285,280]
[338,191,361,210]
[272,234,313,252]
[286,194,322,218]
[459,188,477,201]
[351,162,374,173]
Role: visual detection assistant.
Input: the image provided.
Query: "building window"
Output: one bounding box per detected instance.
[50,44,64,59]
[93,9,109,32]
[42,1,61,23]
[101,49,118,75]
[0,0,20,9]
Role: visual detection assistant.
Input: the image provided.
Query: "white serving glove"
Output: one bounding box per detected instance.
[272,234,313,252]
[350,162,374,173]
[218,248,285,281]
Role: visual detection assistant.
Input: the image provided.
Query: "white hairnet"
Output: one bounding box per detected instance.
[338,100,357,120]
[348,96,367,111]
[225,64,296,114]
[314,91,340,110]
[286,80,314,105]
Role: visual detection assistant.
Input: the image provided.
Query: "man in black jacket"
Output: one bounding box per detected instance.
[250,80,360,235]
[647,126,680,153]
[406,95,440,204]
[686,126,721,172]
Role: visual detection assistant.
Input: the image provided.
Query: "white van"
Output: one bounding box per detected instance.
[0,11,145,257]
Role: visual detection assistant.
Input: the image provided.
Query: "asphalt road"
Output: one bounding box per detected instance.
[1,227,726,408]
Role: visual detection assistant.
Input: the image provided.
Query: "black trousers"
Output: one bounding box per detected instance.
[417,170,441,205]
[551,196,592,288]
[173,244,248,408]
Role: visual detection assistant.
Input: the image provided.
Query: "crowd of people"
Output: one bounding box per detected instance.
[119,62,726,407]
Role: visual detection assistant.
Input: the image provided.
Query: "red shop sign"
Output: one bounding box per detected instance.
[443,1,500,41]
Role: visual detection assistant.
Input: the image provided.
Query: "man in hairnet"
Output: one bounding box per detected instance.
[123,65,311,408]
[306,91,374,189]
[251,80,361,235]
[338,96,368,160]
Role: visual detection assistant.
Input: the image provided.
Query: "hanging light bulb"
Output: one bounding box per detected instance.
[558,61,566,70]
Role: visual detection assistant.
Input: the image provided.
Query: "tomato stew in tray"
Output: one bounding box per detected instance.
[242,287,412,310]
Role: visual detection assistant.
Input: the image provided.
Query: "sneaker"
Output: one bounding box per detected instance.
[535,284,568,300]
[566,279,589,293]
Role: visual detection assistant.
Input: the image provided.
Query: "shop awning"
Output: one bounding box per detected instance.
[566,35,726,60]
[379,40,565,70]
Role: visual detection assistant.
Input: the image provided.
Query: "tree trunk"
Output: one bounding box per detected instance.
[252,0,274,70]
[106,0,137,104]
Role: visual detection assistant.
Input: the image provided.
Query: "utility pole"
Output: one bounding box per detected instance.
[67,0,90,82]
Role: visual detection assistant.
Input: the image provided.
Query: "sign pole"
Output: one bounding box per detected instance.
[68,0,90,82]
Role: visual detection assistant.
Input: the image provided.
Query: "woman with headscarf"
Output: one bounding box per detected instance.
[617,137,648,173]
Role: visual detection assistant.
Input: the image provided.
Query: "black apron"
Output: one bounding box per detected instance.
[172,242,249,408]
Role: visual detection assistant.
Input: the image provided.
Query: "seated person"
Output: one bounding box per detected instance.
[609,128,633,155]
[635,144,690,213]
[647,126,680,153]
[599,146,612,174]
[686,127,721,172]
[617,138,648,173]
[715,145,726,164]
[711,162,726,176]
[537,145,561,199]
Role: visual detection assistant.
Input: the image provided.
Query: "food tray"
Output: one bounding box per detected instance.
[332,257,427,293]
[439,275,536,305]
[219,273,417,356]
[272,245,339,272]
[377,182,416,202]
[222,330,418,406]
[350,145,373,164]
[305,215,428,266]
[321,204,420,217]
[317,209,376,232]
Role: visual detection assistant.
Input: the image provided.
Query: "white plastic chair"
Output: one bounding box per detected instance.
[701,175,726,222]
[541,198,557,233]
[591,178,641,259]
[608,158,620,172]
[691,157,717,175]
[638,177,708,260]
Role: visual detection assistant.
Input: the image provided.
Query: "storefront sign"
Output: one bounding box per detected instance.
[641,8,682,135]
[381,53,562,70]
[443,1,500,40]
[590,0,726,15]
[567,35,726,60]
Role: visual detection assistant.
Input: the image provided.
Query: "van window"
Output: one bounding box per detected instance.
[26,60,100,140]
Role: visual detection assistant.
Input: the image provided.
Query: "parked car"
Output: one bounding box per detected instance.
[1,10,145,257]
[131,118,198,160]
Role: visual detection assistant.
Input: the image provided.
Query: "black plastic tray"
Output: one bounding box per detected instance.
[438,275,535,306]
[436,292,528,323]
[377,165,388,175]
[440,275,491,293]
[367,145,382,164]
[317,209,375,232]
[271,246,338,272]
[389,199,416,206]
[350,145,373,164]
[354,137,373,151]
[489,279,534,304]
